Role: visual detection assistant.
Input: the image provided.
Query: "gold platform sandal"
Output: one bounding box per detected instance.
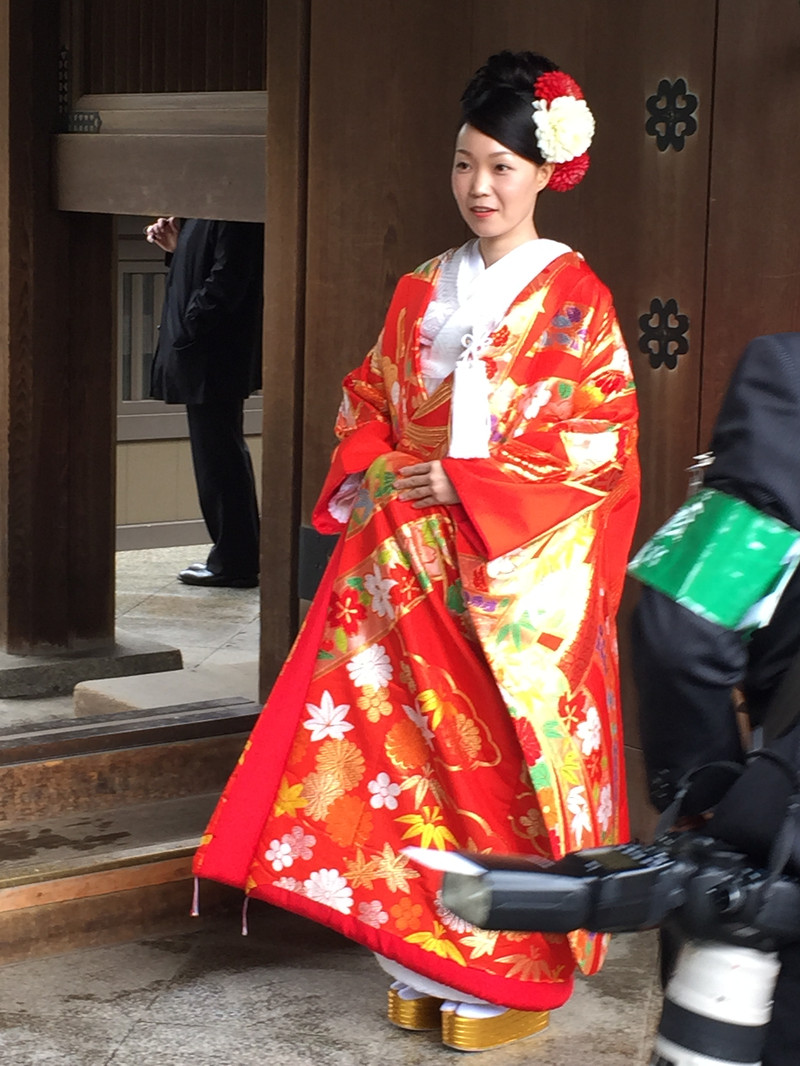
[387,982,444,1031]
[440,1003,550,1052]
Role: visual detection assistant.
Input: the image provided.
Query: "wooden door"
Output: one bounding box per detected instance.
[701,0,800,441]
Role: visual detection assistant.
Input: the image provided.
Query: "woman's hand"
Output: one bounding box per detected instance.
[395,460,460,507]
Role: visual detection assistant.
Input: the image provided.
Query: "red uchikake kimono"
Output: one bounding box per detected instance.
[194,246,641,1011]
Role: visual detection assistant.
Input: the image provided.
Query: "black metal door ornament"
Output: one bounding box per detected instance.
[645,78,698,151]
[638,298,690,370]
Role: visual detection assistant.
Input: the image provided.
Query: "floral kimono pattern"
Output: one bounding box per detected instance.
[194,247,640,1011]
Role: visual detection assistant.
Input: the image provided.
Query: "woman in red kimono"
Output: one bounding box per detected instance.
[194,50,640,1052]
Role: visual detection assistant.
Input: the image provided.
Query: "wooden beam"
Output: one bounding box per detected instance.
[54,132,266,222]
[75,90,267,132]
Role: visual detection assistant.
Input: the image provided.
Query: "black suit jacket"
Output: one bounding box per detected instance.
[633,333,800,861]
[150,219,264,405]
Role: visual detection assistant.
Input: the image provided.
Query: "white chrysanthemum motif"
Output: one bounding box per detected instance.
[435,892,475,935]
[402,700,434,746]
[347,644,393,690]
[532,96,594,163]
[567,785,592,848]
[304,868,354,914]
[576,704,602,755]
[304,690,353,742]
[367,771,402,810]
[285,825,316,861]
[364,563,398,619]
[597,784,613,833]
[358,900,389,928]
[274,876,303,893]
[265,838,293,872]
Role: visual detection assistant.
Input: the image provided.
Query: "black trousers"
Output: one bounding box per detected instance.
[185,400,260,578]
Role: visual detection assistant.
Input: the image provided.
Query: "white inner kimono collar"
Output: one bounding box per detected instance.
[420,237,572,386]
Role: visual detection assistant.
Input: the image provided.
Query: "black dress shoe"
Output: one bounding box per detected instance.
[178,567,258,588]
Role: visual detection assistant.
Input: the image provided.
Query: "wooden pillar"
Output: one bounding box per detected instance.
[0,0,115,654]
[258,0,310,691]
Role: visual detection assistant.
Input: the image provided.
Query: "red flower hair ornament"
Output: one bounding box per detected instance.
[532,70,594,192]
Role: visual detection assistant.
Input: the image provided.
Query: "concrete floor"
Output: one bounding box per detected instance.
[0,545,664,1064]
[0,544,260,731]
[0,905,662,1066]
[114,545,260,672]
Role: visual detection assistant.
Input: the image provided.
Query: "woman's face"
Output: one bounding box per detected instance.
[451,124,553,264]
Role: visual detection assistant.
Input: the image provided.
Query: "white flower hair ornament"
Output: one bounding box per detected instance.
[531,70,595,192]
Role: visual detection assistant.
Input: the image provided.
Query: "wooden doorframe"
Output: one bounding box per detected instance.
[258,0,311,693]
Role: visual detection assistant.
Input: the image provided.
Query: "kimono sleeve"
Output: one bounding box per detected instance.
[311,335,396,534]
[443,298,639,559]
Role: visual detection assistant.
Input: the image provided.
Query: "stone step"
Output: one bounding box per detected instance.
[72,659,259,717]
[0,791,239,964]
[0,631,183,699]
[0,698,258,825]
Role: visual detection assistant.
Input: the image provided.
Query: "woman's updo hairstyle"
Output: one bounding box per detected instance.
[460,50,557,166]
[460,50,595,192]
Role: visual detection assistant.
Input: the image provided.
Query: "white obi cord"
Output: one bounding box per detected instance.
[419,238,571,459]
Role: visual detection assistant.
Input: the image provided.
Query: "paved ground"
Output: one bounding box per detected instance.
[0,904,662,1066]
[114,545,260,672]
[0,544,259,732]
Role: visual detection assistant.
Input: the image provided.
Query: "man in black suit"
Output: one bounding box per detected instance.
[147,217,263,588]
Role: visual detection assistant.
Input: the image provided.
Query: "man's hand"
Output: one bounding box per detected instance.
[144,216,180,253]
[395,460,460,508]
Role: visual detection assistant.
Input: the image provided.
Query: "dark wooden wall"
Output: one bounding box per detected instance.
[80,0,265,93]
[701,0,800,441]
